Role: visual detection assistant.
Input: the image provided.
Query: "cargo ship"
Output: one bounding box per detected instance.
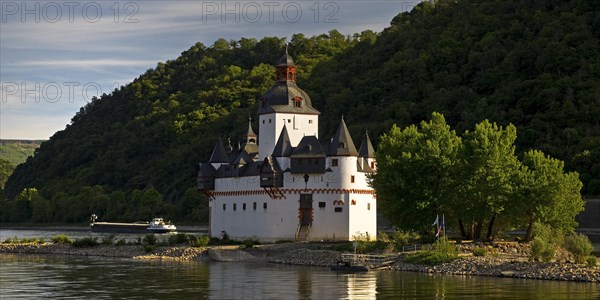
[90,214,177,234]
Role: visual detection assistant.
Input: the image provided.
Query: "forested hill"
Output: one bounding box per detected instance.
[4,0,600,207]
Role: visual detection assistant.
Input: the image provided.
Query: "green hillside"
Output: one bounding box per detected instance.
[0,140,41,166]
[2,0,599,223]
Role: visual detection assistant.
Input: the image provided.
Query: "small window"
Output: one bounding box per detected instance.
[371,161,375,169]
[262,120,265,124]
[223,204,226,211]
[319,202,326,208]
[243,203,246,211]
[233,203,237,211]
[351,175,355,183]
[368,203,371,211]
[335,207,343,213]
[309,120,313,124]
[294,97,302,108]
[332,159,338,167]
[263,202,268,210]
[269,119,272,123]
[338,142,345,149]
[253,202,257,210]
[288,119,291,123]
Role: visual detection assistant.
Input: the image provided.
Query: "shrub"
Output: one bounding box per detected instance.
[144,245,155,253]
[3,236,19,244]
[50,234,73,244]
[530,237,555,262]
[143,234,157,245]
[405,239,458,265]
[72,237,98,247]
[390,230,421,250]
[586,256,597,267]
[529,223,562,262]
[563,233,593,264]
[472,247,487,257]
[168,233,189,245]
[188,235,210,247]
[241,238,261,249]
[101,234,117,245]
[116,239,127,246]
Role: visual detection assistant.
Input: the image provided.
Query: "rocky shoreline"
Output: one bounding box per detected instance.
[1,242,598,283]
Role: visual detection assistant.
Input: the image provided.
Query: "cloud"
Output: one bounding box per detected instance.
[1,0,411,139]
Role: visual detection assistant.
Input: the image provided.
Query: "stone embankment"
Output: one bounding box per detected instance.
[1,241,598,282]
[392,241,600,283]
[394,256,599,282]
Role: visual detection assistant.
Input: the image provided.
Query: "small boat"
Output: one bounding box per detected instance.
[90,214,177,234]
[330,261,369,272]
[147,218,177,233]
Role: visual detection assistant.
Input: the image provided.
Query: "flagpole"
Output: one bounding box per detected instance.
[442,214,446,240]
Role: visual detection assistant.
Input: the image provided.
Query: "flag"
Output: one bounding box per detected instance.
[432,214,440,238]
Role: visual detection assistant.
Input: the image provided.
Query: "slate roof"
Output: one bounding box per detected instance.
[327,118,359,156]
[259,82,320,115]
[291,136,326,158]
[358,131,375,158]
[272,125,293,157]
[209,138,230,163]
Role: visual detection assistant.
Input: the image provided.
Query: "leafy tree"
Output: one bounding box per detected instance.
[373,113,461,232]
[456,121,520,240]
[515,150,584,240]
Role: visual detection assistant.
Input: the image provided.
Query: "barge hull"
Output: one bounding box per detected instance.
[90,222,148,233]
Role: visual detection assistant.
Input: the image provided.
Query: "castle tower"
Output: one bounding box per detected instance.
[258,48,320,159]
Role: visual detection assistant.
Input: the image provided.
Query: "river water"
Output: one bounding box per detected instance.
[0,229,599,299]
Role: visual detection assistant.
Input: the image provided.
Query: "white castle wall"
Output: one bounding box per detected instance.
[258,112,319,159]
[209,156,376,241]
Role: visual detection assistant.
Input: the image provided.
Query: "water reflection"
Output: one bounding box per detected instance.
[1,254,598,300]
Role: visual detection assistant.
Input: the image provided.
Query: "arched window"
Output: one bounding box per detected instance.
[288,71,293,80]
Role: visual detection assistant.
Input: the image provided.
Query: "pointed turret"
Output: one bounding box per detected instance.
[272,124,293,157]
[242,117,259,156]
[209,138,230,163]
[327,117,358,156]
[358,131,375,158]
[245,117,257,144]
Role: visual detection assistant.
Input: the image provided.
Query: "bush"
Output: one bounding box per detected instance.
[563,233,593,264]
[188,235,210,247]
[143,234,157,245]
[405,239,459,265]
[50,234,73,244]
[472,247,487,257]
[168,233,189,245]
[72,237,98,247]
[3,236,19,244]
[144,245,155,253]
[530,237,555,262]
[586,256,597,267]
[529,223,562,262]
[101,234,117,245]
[241,238,261,249]
[116,239,127,246]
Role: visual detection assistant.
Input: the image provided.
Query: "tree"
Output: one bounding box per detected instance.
[456,120,521,240]
[372,112,461,232]
[516,150,584,240]
[0,158,14,190]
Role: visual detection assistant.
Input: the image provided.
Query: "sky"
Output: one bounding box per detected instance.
[0,0,418,140]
